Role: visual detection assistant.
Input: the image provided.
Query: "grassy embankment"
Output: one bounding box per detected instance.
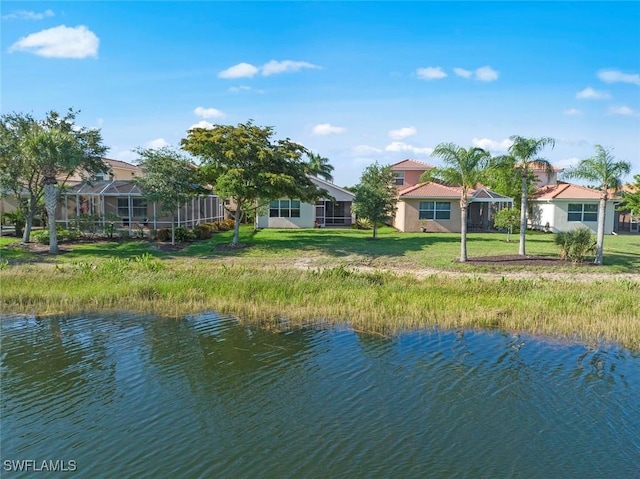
[1,227,639,349]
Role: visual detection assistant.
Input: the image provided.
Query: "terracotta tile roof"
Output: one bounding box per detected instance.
[104,158,141,172]
[391,159,435,170]
[398,182,463,198]
[533,181,602,200]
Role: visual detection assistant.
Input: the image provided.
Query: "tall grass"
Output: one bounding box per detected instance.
[2,256,639,350]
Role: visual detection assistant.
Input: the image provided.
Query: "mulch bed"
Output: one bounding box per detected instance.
[464,254,594,267]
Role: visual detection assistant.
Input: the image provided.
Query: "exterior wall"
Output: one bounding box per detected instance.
[392,201,407,231]
[257,203,315,228]
[532,170,559,188]
[397,199,462,233]
[397,170,426,188]
[531,200,617,234]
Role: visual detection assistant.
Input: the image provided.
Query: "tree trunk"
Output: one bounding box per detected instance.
[44,182,59,254]
[171,219,175,246]
[519,172,528,255]
[595,194,607,265]
[22,195,36,243]
[460,199,468,262]
[372,221,377,239]
[231,207,242,247]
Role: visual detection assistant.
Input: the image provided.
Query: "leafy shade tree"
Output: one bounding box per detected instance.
[0,110,108,245]
[134,147,203,245]
[351,162,397,239]
[563,145,631,265]
[181,121,323,247]
[493,207,520,242]
[618,174,640,225]
[508,135,555,255]
[305,152,334,182]
[421,143,490,262]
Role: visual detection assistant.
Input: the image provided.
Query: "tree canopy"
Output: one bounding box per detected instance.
[423,143,490,262]
[134,147,203,244]
[181,120,323,246]
[305,152,334,182]
[507,135,555,255]
[618,174,640,223]
[0,109,108,245]
[351,162,397,239]
[563,145,631,265]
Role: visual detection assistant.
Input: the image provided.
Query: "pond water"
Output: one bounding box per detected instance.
[1,312,639,478]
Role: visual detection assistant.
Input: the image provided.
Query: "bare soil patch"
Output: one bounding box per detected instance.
[464,254,595,268]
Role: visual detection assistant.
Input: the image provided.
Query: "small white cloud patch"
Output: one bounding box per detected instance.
[453,67,472,78]
[608,106,638,116]
[2,9,55,20]
[9,24,99,59]
[416,67,447,80]
[218,62,259,79]
[388,126,417,140]
[563,108,583,116]
[384,142,433,155]
[189,121,215,130]
[311,123,346,136]
[147,138,171,149]
[471,138,513,152]
[576,87,610,100]
[597,69,640,86]
[261,60,320,76]
[474,66,499,82]
[193,107,225,119]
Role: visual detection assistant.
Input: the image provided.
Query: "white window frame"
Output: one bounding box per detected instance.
[393,171,405,186]
[269,200,301,218]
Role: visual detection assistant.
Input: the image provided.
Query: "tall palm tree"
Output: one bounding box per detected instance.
[508,135,555,255]
[22,127,81,254]
[306,152,334,182]
[426,143,490,262]
[563,145,631,265]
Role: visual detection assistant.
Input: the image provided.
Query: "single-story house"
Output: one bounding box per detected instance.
[531,182,620,234]
[256,176,355,229]
[393,182,513,233]
[60,180,224,231]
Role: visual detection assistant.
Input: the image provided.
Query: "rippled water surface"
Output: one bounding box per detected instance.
[1,312,639,478]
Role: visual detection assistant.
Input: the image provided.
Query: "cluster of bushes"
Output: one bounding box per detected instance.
[555,227,596,263]
[156,219,236,242]
[32,228,83,244]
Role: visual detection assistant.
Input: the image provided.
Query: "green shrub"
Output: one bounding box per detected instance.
[354,218,373,230]
[193,223,214,240]
[555,228,596,263]
[32,228,81,244]
[157,228,172,242]
[174,226,195,242]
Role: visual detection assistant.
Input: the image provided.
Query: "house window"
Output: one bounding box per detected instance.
[568,203,597,222]
[419,201,451,220]
[269,200,301,218]
[117,198,147,218]
[393,171,405,186]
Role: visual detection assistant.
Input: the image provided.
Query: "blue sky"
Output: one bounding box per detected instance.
[2,1,639,187]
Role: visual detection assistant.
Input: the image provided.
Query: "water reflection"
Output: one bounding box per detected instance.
[1,312,639,478]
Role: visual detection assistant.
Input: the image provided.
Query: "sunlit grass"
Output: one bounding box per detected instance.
[1,227,639,350]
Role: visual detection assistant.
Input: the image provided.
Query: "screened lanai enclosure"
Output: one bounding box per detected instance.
[60,180,224,233]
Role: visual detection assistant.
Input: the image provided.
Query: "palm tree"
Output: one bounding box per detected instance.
[425,143,490,262]
[22,127,81,254]
[563,145,631,265]
[508,135,555,255]
[306,152,334,182]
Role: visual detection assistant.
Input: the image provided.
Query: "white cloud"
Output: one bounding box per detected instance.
[608,106,638,116]
[475,66,499,82]
[597,69,640,86]
[218,62,259,79]
[9,25,99,59]
[193,106,225,119]
[351,145,383,156]
[311,123,346,136]
[454,67,472,78]
[2,9,54,20]
[95,118,104,128]
[229,85,252,92]
[147,138,171,149]
[189,121,215,130]
[563,108,583,116]
[219,60,320,79]
[388,126,417,140]
[471,138,513,152]
[384,141,433,155]
[261,60,320,76]
[576,87,610,100]
[416,67,447,80]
